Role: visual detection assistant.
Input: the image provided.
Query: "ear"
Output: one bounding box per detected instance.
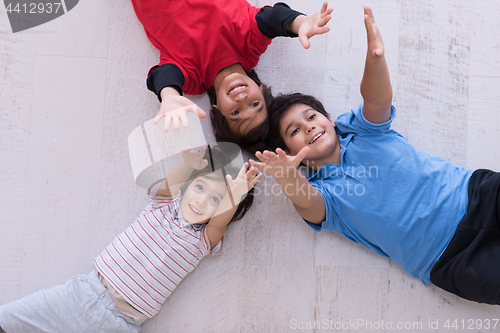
[259,84,264,92]
[212,104,217,109]
[328,117,336,127]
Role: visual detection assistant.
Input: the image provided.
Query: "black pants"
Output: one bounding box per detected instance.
[430,169,500,305]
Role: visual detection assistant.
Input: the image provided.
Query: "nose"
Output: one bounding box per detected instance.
[307,124,316,133]
[196,194,209,207]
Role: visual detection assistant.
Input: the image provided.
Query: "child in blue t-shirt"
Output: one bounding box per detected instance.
[250,5,500,305]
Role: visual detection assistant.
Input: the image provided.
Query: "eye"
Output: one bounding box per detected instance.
[308,114,316,121]
[251,102,259,107]
[195,184,203,191]
[211,196,220,204]
[231,110,240,115]
[291,128,299,136]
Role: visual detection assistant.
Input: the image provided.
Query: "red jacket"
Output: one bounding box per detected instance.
[132,0,273,95]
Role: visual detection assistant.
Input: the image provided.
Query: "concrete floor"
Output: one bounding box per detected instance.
[1,0,499,332]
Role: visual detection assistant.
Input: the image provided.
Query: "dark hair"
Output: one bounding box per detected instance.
[180,143,255,223]
[268,93,329,152]
[208,69,273,155]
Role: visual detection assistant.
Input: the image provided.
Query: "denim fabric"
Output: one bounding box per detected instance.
[0,271,141,333]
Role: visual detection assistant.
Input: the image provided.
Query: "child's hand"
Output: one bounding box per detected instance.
[226,162,263,199]
[153,94,206,132]
[295,2,333,49]
[180,146,208,170]
[364,5,384,58]
[249,147,310,178]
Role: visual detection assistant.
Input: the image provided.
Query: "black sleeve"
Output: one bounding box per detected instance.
[146,63,185,101]
[255,2,304,39]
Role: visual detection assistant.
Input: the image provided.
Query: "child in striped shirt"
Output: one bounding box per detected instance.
[0,144,261,333]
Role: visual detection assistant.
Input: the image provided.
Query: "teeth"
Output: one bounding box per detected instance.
[229,85,246,95]
[310,132,323,144]
[189,204,202,215]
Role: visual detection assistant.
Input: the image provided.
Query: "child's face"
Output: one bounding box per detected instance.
[180,175,227,224]
[279,103,339,164]
[214,73,267,136]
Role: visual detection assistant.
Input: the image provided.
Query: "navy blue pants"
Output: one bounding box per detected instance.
[430,169,500,305]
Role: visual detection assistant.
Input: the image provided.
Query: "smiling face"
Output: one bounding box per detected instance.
[180,175,228,224]
[280,103,341,167]
[214,72,268,136]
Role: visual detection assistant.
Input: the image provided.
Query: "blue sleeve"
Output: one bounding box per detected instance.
[335,104,397,135]
[302,181,390,259]
[302,180,338,233]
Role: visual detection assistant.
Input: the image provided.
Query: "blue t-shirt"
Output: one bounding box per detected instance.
[305,105,474,285]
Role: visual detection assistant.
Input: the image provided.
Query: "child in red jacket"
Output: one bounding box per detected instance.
[132,0,332,152]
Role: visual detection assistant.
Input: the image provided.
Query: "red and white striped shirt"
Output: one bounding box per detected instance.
[94,188,217,318]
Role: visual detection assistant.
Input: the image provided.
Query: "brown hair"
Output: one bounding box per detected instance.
[208,69,273,155]
[268,93,329,152]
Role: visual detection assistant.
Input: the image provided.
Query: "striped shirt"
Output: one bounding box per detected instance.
[94,187,216,318]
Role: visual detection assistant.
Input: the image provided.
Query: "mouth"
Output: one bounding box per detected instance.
[309,131,325,144]
[228,84,247,96]
[189,204,202,215]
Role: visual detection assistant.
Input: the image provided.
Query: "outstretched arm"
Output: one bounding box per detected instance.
[256,2,332,49]
[250,148,325,224]
[205,163,262,249]
[155,146,208,198]
[360,5,393,123]
[147,64,207,132]
[288,2,333,49]
[152,87,207,132]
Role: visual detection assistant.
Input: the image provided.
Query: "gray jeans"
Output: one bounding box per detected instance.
[0,271,141,333]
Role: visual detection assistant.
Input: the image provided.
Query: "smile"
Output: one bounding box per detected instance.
[228,84,247,96]
[189,204,202,215]
[309,131,325,144]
